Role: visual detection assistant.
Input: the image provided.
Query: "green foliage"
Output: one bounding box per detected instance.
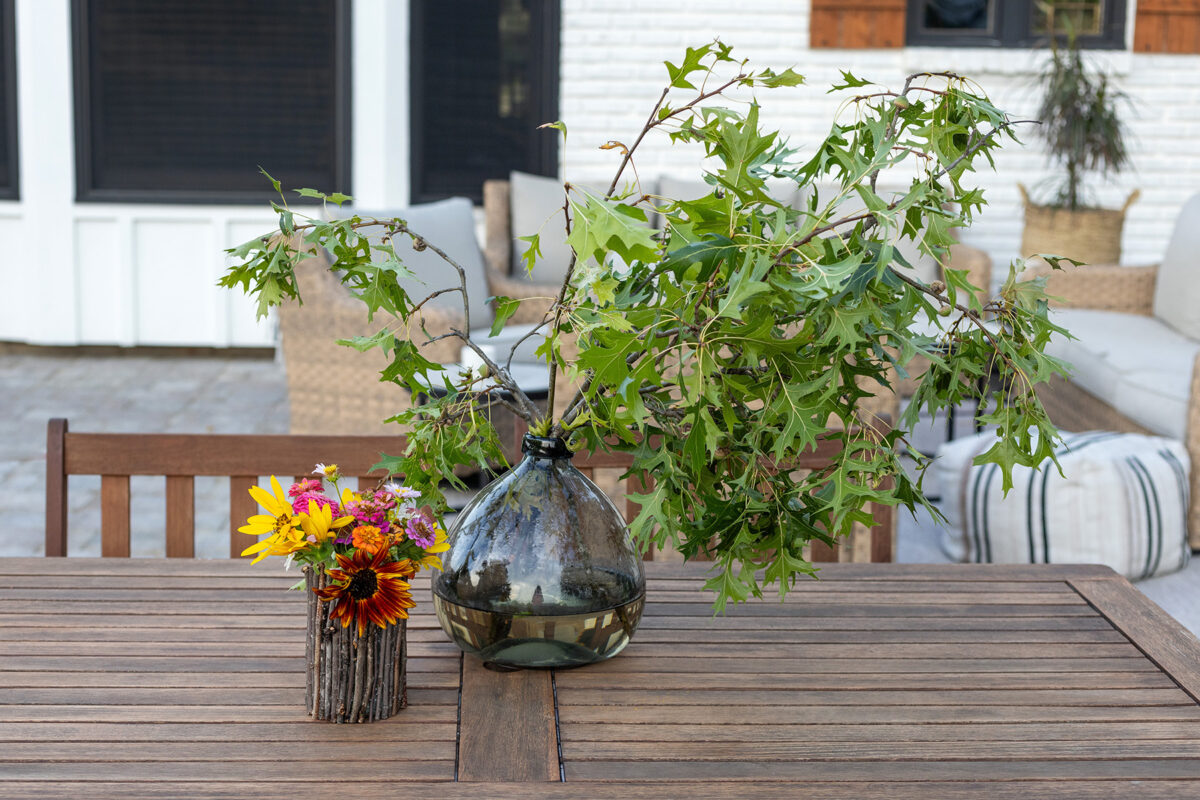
[1035,32,1130,211]
[222,42,1068,611]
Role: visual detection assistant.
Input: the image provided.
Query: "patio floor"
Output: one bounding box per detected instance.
[2,347,1197,634]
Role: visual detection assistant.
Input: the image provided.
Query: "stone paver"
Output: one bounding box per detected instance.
[0,352,288,557]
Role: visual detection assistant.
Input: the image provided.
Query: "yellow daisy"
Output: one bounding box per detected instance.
[417,527,450,571]
[298,499,354,544]
[238,476,305,564]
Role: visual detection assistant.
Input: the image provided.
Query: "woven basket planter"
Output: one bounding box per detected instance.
[1019,184,1139,266]
[304,565,408,723]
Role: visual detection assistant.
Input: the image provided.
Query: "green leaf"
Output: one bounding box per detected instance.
[758,67,806,88]
[537,120,568,141]
[518,233,542,276]
[336,329,394,353]
[489,296,521,337]
[828,70,873,93]
[565,192,659,269]
[258,166,281,194]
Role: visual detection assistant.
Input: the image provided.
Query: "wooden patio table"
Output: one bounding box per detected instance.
[2,557,1200,798]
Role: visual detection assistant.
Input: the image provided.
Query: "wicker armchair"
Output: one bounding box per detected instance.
[279,197,560,436]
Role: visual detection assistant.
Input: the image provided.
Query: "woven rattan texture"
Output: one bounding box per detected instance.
[1022,262,1158,316]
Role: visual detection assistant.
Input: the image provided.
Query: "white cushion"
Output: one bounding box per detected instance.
[935,430,1191,580]
[1153,192,1200,339]
[1044,308,1196,439]
[464,322,544,367]
[350,198,491,327]
[510,170,573,286]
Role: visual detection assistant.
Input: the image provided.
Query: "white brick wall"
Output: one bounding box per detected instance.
[559,0,1200,279]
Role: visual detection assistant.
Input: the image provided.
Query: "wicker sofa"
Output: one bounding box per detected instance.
[1023,193,1200,550]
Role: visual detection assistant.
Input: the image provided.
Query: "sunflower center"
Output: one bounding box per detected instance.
[347,567,379,599]
[273,512,293,532]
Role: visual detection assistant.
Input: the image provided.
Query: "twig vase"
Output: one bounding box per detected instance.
[304,565,407,722]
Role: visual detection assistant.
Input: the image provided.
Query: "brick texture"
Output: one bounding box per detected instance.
[557,1,1200,281]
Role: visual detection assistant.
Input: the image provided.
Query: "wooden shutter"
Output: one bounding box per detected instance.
[1135,0,1200,52]
[811,0,907,48]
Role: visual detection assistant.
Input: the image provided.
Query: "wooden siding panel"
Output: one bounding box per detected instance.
[811,0,906,48]
[1136,0,1200,52]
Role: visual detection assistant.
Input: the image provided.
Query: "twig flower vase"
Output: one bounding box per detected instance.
[432,434,646,669]
[305,565,407,722]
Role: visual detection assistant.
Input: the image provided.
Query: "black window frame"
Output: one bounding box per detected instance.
[906,0,1128,48]
[0,0,19,201]
[408,0,560,205]
[70,0,353,205]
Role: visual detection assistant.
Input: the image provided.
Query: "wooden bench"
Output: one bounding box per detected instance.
[43,418,892,563]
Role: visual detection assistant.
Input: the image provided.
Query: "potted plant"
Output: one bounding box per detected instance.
[1020,30,1135,265]
[223,42,1068,666]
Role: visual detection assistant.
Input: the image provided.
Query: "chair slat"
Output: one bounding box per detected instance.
[810,540,840,563]
[100,476,131,557]
[229,476,258,559]
[871,501,894,563]
[165,476,195,558]
[45,419,69,557]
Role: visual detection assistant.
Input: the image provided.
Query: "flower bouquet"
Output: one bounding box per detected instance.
[238,463,449,723]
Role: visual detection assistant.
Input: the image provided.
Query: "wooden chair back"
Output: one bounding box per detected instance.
[45,418,892,563]
[44,418,410,558]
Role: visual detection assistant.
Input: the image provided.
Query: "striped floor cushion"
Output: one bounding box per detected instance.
[934,430,1191,580]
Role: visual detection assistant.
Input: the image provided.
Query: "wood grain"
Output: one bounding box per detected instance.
[165,476,194,558]
[99,475,130,557]
[456,657,559,782]
[6,559,1200,795]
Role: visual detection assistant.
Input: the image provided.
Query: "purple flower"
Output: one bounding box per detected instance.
[405,512,437,549]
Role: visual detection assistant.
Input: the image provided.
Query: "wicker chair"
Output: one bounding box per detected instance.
[280,197,559,436]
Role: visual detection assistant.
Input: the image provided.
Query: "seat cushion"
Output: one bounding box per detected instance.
[1045,308,1197,439]
[351,197,491,327]
[1153,192,1200,339]
[935,430,1191,580]
[510,170,573,286]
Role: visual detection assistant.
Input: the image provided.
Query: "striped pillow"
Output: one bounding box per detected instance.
[936,431,1191,580]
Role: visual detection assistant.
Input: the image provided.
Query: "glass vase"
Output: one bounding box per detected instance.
[432,434,646,669]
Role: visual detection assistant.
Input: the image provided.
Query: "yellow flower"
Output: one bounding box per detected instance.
[238,477,307,563]
[417,527,450,571]
[298,499,354,544]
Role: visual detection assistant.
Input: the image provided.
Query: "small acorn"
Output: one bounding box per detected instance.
[930,280,946,294]
[412,237,428,252]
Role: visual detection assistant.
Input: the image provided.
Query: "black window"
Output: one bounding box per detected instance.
[71,0,351,203]
[410,0,560,204]
[907,0,1127,48]
[0,0,18,200]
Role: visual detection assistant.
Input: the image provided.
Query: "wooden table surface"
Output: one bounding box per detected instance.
[2,558,1200,798]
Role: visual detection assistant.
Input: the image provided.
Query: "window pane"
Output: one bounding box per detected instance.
[923,0,992,30]
[1033,0,1104,35]
[75,0,349,201]
[412,0,559,204]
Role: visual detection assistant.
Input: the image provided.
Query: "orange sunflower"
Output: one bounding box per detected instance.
[313,549,417,635]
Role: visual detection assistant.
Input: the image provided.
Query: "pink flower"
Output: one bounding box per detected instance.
[291,491,338,518]
[287,478,323,498]
[344,491,396,533]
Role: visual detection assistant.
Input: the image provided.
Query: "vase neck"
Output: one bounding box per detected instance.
[521,434,572,460]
